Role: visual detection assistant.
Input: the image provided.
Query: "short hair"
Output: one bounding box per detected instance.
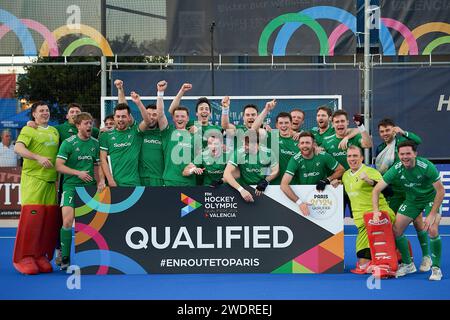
[316,105,332,117]
[276,112,292,123]
[30,101,48,120]
[114,103,131,115]
[195,97,211,112]
[298,131,315,141]
[146,104,157,110]
[1,129,11,138]
[378,118,396,129]
[74,112,93,125]
[104,115,114,123]
[398,140,418,152]
[290,109,305,117]
[332,110,348,121]
[173,106,189,116]
[68,103,82,112]
[243,104,258,114]
[347,145,363,156]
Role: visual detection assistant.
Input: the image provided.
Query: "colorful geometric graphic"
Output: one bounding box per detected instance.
[180,193,202,217]
[272,231,344,274]
[74,187,146,274]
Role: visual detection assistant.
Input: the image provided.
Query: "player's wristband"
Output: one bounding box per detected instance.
[188,167,195,174]
[237,186,244,192]
[157,91,164,97]
[295,199,303,205]
[357,124,366,132]
[222,108,229,116]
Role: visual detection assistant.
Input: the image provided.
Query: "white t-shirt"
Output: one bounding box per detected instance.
[0,143,19,167]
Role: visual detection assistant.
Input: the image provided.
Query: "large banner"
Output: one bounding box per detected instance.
[167,0,356,56]
[0,0,356,56]
[74,185,344,275]
[372,66,450,160]
[380,0,450,55]
[0,167,21,219]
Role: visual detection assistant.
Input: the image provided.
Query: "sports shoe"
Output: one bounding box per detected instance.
[55,248,62,266]
[429,267,443,281]
[35,256,53,273]
[60,256,70,271]
[13,257,39,275]
[419,255,432,272]
[395,262,417,277]
[350,261,373,275]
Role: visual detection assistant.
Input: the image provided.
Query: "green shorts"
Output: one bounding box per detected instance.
[397,199,442,220]
[21,174,57,205]
[60,186,76,208]
[386,194,405,213]
[141,177,164,187]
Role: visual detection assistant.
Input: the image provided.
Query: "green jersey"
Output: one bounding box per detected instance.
[285,151,339,185]
[383,157,440,203]
[200,150,230,186]
[55,121,99,144]
[342,165,393,216]
[139,129,164,180]
[161,125,196,186]
[271,135,299,185]
[310,125,335,146]
[322,133,363,170]
[229,147,277,185]
[375,131,422,196]
[99,122,142,186]
[57,135,99,186]
[17,126,59,182]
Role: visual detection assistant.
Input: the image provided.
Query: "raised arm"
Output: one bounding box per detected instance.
[394,127,422,145]
[168,83,192,115]
[156,80,169,130]
[130,91,152,132]
[114,79,126,104]
[220,96,236,130]
[251,99,276,131]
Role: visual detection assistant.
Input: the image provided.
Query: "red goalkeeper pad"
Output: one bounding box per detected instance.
[364,211,398,276]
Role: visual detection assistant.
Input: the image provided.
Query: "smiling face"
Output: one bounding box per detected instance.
[77,119,93,139]
[378,125,395,143]
[196,103,211,125]
[114,109,131,131]
[299,136,314,158]
[290,110,304,131]
[398,146,417,169]
[347,147,363,172]
[276,116,292,136]
[33,104,50,126]
[332,114,349,137]
[67,107,82,124]
[243,106,258,129]
[316,109,330,130]
[173,109,189,130]
[146,107,158,129]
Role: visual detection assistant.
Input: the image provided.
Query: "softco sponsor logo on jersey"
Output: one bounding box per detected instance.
[113,142,132,148]
[144,138,162,145]
[77,155,92,161]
